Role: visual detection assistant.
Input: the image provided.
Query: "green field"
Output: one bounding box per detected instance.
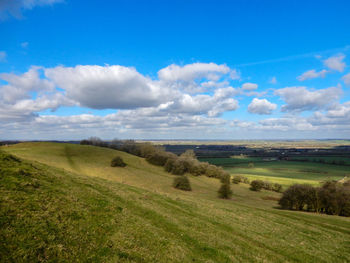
[290,156,350,165]
[201,156,350,187]
[1,142,350,262]
[200,156,264,166]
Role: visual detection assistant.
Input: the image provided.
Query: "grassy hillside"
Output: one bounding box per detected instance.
[1,143,350,262]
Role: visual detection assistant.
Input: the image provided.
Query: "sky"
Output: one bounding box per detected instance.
[1,0,350,140]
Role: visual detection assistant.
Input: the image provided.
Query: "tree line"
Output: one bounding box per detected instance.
[81,137,234,198]
[279,181,350,217]
[81,137,230,179]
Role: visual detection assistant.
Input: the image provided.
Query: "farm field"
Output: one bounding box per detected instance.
[1,142,350,262]
[201,156,350,187]
[199,156,265,166]
[290,156,350,165]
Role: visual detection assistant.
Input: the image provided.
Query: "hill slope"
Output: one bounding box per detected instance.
[1,143,350,262]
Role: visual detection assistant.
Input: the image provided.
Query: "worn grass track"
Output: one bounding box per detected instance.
[1,142,350,262]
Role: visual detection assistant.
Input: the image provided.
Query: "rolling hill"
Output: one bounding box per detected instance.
[1,142,350,262]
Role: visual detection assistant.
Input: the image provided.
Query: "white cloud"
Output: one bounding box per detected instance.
[132,87,239,117]
[0,0,63,20]
[0,51,6,62]
[0,63,242,129]
[158,62,230,82]
[182,87,239,117]
[45,65,172,109]
[242,82,258,91]
[2,61,349,139]
[297,69,328,81]
[0,93,75,123]
[308,102,350,130]
[326,101,350,118]
[275,86,342,112]
[0,66,54,103]
[259,117,316,131]
[230,120,255,129]
[248,98,277,115]
[269,77,277,84]
[0,110,229,140]
[342,73,350,85]
[230,69,241,80]
[11,93,73,113]
[0,66,74,123]
[157,62,233,93]
[323,54,346,72]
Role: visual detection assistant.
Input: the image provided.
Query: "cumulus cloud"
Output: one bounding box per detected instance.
[308,102,350,131]
[274,86,342,112]
[181,87,238,117]
[158,62,230,82]
[0,110,229,140]
[326,101,350,118]
[0,66,55,103]
[0,51,6,62]
[0,66,75,123]
[157,62,234,93]
[242,82,258,91]
[119,87,239,118]
[259,117,315,131]
[248,98,277,115]
[297,69,328,81]
[0,63,241,130]
[237,101,350,133]
[45,65,172,109]
[0,0,63,20]
[323,54,346,72]
[0,93,75,122]
[2,61,349,139]
[342,73,350,85]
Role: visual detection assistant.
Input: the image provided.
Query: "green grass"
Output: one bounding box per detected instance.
[199,156,264,166]
[201,156,349,187]
[291,156,350,165]
[1,142,350,262]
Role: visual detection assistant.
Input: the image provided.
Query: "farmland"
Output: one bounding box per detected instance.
[200,156,350,187]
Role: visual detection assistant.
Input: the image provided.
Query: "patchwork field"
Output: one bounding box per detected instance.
[1,142,350,262]
[200,156,350,187]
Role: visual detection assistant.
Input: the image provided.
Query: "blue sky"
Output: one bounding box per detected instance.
[1,0,350,140]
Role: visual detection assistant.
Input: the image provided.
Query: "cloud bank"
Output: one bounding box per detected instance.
[0,60,349,139]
